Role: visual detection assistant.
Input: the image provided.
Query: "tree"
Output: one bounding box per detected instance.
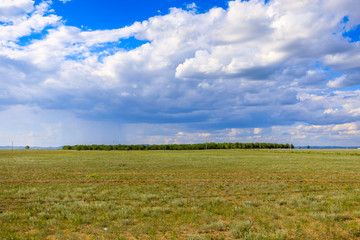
[25,145,30,149]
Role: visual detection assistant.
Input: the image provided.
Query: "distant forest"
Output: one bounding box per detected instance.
[62,142,294,151]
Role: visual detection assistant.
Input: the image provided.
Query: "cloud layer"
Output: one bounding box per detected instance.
[1,0,360,146]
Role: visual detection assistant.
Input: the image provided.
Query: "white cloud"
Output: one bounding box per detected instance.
[327,75,347,88]
[254,128,262,135]
[0,1,59,41]
[0,0,34,22]
[324,108,339,114]
[186,3,197,11]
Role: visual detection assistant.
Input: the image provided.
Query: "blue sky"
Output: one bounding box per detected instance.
[1,0,360,147]
[50,0,229,30]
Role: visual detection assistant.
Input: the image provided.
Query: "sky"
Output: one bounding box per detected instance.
[1,0,360,147]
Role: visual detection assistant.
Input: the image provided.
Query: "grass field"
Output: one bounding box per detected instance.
[1,149,360,239]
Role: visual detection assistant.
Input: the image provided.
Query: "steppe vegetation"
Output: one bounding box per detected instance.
[1,149,360,239]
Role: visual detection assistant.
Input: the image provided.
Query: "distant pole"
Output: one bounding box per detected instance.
[113,140,115,151]
[12,141,13,152]
[206,138,208,150]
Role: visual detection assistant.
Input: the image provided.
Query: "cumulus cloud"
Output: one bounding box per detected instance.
[1,0,360,146]
[186,3,197,11]
[0,0,34,22]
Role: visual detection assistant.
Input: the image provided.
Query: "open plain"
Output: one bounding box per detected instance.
[1,149,360,239]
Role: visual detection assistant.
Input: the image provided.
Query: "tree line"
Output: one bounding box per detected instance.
[62,142,294,151]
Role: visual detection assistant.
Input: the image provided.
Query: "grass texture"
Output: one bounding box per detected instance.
[1,149,360,239]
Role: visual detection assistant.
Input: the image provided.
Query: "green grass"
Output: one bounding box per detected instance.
[1,149,360,239]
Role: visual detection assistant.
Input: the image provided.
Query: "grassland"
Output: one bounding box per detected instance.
[1,149,360,239]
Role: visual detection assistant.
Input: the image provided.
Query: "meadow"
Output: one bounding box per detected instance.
[1,149,360,239]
